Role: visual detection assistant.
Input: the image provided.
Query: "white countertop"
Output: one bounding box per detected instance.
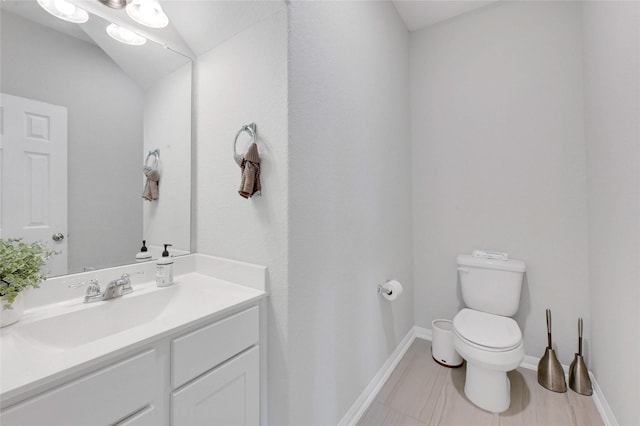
[0,255,267,406]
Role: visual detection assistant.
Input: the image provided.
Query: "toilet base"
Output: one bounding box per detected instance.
[464,362,511,413]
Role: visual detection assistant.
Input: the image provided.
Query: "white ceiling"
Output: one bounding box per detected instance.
[3,0,496,88]
[392,0,499,31]
[0,1,192,90]
[1,1,284,90]
[80,11,191,90]
[75,0,286,58]
[0,0,93,43]
[73,0,195,57]
[162,1,285,57]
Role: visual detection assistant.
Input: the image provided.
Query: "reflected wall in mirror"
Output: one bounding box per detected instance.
[0,1,192,276]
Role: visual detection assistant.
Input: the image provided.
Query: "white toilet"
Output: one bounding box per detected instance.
[452,253,526,413]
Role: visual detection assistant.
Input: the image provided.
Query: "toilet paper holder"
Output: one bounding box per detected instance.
[378,280,404,301]
[377,282,393,296]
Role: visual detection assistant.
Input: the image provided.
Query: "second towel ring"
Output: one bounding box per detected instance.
[234,123,257,156]
[144,149,160,171]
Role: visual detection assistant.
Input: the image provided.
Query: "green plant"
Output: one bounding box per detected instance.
[0,238,57,308]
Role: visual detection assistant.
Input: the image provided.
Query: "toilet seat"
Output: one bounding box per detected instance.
[453,308,521,351]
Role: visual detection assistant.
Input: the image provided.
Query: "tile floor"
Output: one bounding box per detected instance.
[357,339,603,426]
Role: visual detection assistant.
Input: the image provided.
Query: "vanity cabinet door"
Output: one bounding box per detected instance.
[172,346,259,426]
[0,350,158,426]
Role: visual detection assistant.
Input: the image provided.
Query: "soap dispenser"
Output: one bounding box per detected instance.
[136,240,152,262]
[156,244,174,287]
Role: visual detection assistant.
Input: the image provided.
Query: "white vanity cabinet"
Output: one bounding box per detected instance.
[0,304,261,426]
[171,306,260,426]
[172,346,260,425]
[0,350,160,426]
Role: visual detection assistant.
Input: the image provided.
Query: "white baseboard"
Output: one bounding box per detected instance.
[520,354,572,375]
[413,326,432,341]
[337,327,417,426]
[590,372,619,426]
[520,354,541,372]
[339,326,617,426]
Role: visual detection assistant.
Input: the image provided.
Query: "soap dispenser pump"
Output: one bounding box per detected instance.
[156,244,174,287]
[136,240,152,262]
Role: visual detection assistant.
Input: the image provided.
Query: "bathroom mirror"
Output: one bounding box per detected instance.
[0,1,192,276]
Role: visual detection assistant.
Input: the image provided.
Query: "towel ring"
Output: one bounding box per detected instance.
[234,123,257,156]
[144,149,160,170]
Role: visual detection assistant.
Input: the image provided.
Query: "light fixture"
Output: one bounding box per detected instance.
[106,23,147,46]
[98,0,127,10]
[37,0,89,23]
[126,0,169,29]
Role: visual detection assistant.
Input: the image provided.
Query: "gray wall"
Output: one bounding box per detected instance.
[192,8,289,425]
[1,12,143,274]
[198,5,411,423]
[410,1,590,365]
[288,2,413,424]
[583,2,640,424]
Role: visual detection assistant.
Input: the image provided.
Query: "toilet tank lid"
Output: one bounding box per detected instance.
[457,254,526,272]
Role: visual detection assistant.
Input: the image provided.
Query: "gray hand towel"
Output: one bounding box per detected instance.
[143,169,160,201]
[236,143,261,199]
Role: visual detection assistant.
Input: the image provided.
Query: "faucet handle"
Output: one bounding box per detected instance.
[118,271,144,293]
[69,279,101,301]
[121,271,144,285]
[69,279,100,290]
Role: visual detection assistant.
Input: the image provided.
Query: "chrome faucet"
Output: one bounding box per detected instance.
[69,272,143,303]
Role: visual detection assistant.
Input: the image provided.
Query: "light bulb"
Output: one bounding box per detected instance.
[126,0,168,28]
[53,0,75,16]
[138,3,157,19]
[37,0,89,23]
[106,23,147,46]
[118,27,136,43]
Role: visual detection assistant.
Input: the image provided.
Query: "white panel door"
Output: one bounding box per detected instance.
[0,93,68,276]
[172,346,260,426]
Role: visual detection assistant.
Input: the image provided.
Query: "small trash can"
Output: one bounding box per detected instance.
[431,319,463,368]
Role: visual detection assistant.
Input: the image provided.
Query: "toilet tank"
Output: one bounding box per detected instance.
[457,254,526,317]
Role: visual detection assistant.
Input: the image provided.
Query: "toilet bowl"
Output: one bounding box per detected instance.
[453,308,524,413]
[453,253,526,413]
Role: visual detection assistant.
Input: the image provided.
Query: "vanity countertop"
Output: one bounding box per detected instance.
[0,255,267,406]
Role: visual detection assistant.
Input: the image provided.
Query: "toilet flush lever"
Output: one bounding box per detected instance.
[457,267,470,273]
